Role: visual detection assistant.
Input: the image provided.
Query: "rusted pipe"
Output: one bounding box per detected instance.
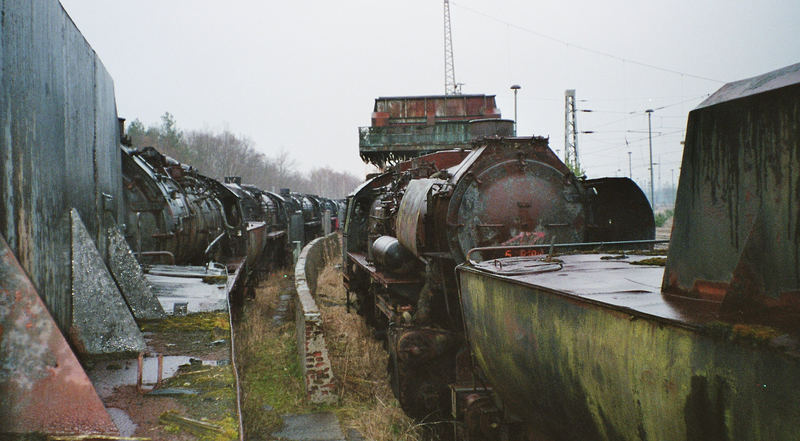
[136,352,144,393]
[157,353,164,387]
[466,239,669,264]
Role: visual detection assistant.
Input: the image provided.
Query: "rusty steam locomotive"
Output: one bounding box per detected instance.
[343,133,654,420]
[121,145,341,269]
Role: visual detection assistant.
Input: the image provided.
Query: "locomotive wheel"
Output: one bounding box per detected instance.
[388,352,451,422]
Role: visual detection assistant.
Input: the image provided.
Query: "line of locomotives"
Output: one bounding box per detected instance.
[343,135,655,437]
[344,64,800,441]
[120,144,342,270]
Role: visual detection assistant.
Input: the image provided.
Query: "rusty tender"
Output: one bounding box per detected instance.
[454,63,800,440]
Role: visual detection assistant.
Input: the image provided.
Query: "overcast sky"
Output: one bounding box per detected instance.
[60,0,798,190]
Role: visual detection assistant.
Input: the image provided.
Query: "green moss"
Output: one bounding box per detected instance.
[140,311,231,333]
[154,362,237,439]
[159,410,238,441]
[630,257,667,266]
[203,274,229,284]
[240,325,319,432]
[731,324,781,343]
[703,321,781,345]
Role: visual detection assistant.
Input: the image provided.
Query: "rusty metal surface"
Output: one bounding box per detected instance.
[393,149,471,173]
[471,254,723,325]
[372,94,500,124]
[697,62,800,109]
[122,147,242,265]
[665,64,800,313]
[0,233,118,435]
[347,252,420,286]
[359,95,509,167]
[457,258,800,441]
[465,240,669,263]
[1,0,124,333]
[395,178,445,256]
[370,236,416,274]
[446,137,586,263]
[246,221,267,267]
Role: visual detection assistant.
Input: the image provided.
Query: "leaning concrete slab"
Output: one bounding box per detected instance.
[70,209,145,355]
[0,233,118,436]
[106,225,166,320]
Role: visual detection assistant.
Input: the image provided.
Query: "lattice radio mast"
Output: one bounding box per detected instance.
[564,89,580,172]
[444,0,458,95]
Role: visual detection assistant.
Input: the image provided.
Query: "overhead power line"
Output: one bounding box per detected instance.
[451,2,726,84]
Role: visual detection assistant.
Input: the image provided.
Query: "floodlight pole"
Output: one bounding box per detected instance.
[511,84,521,136]
[646,109,654,208]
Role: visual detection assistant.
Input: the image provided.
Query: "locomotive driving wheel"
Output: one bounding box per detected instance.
[387,327,455,425]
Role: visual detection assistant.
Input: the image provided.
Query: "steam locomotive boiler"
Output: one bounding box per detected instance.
[343,135,654,419]
[121,146,244,265]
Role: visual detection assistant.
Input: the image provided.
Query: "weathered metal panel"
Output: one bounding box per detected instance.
[2,0,72,330]
[445,138,586,262]
[64,7,98,249]
[696,63,800,109]
[246,221,267,267]
[362,95,507,167]
[93,56,124,254]
[457,265,800,441]
[665,64,800,310]
[373,95,498,123]
[396,178,444,256]
[0,0,123,332]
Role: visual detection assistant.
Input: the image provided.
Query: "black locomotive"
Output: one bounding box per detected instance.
[343,135,654,421]
[121,146,340,269]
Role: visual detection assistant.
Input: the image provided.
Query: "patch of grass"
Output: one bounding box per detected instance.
[158,362,237,421]
[655,209,674,227]
[236,256,422,441]
[159,410,238,441]
[236,269,317,437]
[146,322,239,440]
[141,311,231,333]
[630,257,667,266]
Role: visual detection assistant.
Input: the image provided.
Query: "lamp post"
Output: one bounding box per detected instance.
[646,109,654,208]
[511,84,521,136]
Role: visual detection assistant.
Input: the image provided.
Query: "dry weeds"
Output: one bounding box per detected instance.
[315,265,424,441]
[236,259,423,441]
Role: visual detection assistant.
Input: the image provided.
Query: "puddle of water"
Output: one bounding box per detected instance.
[87,356,218,399]
[272,292,294,325]
[107,407,137,437]
[271,412,344,441]
[147,274,228,314]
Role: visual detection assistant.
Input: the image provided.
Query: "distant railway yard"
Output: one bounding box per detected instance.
[2,2,800,441]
